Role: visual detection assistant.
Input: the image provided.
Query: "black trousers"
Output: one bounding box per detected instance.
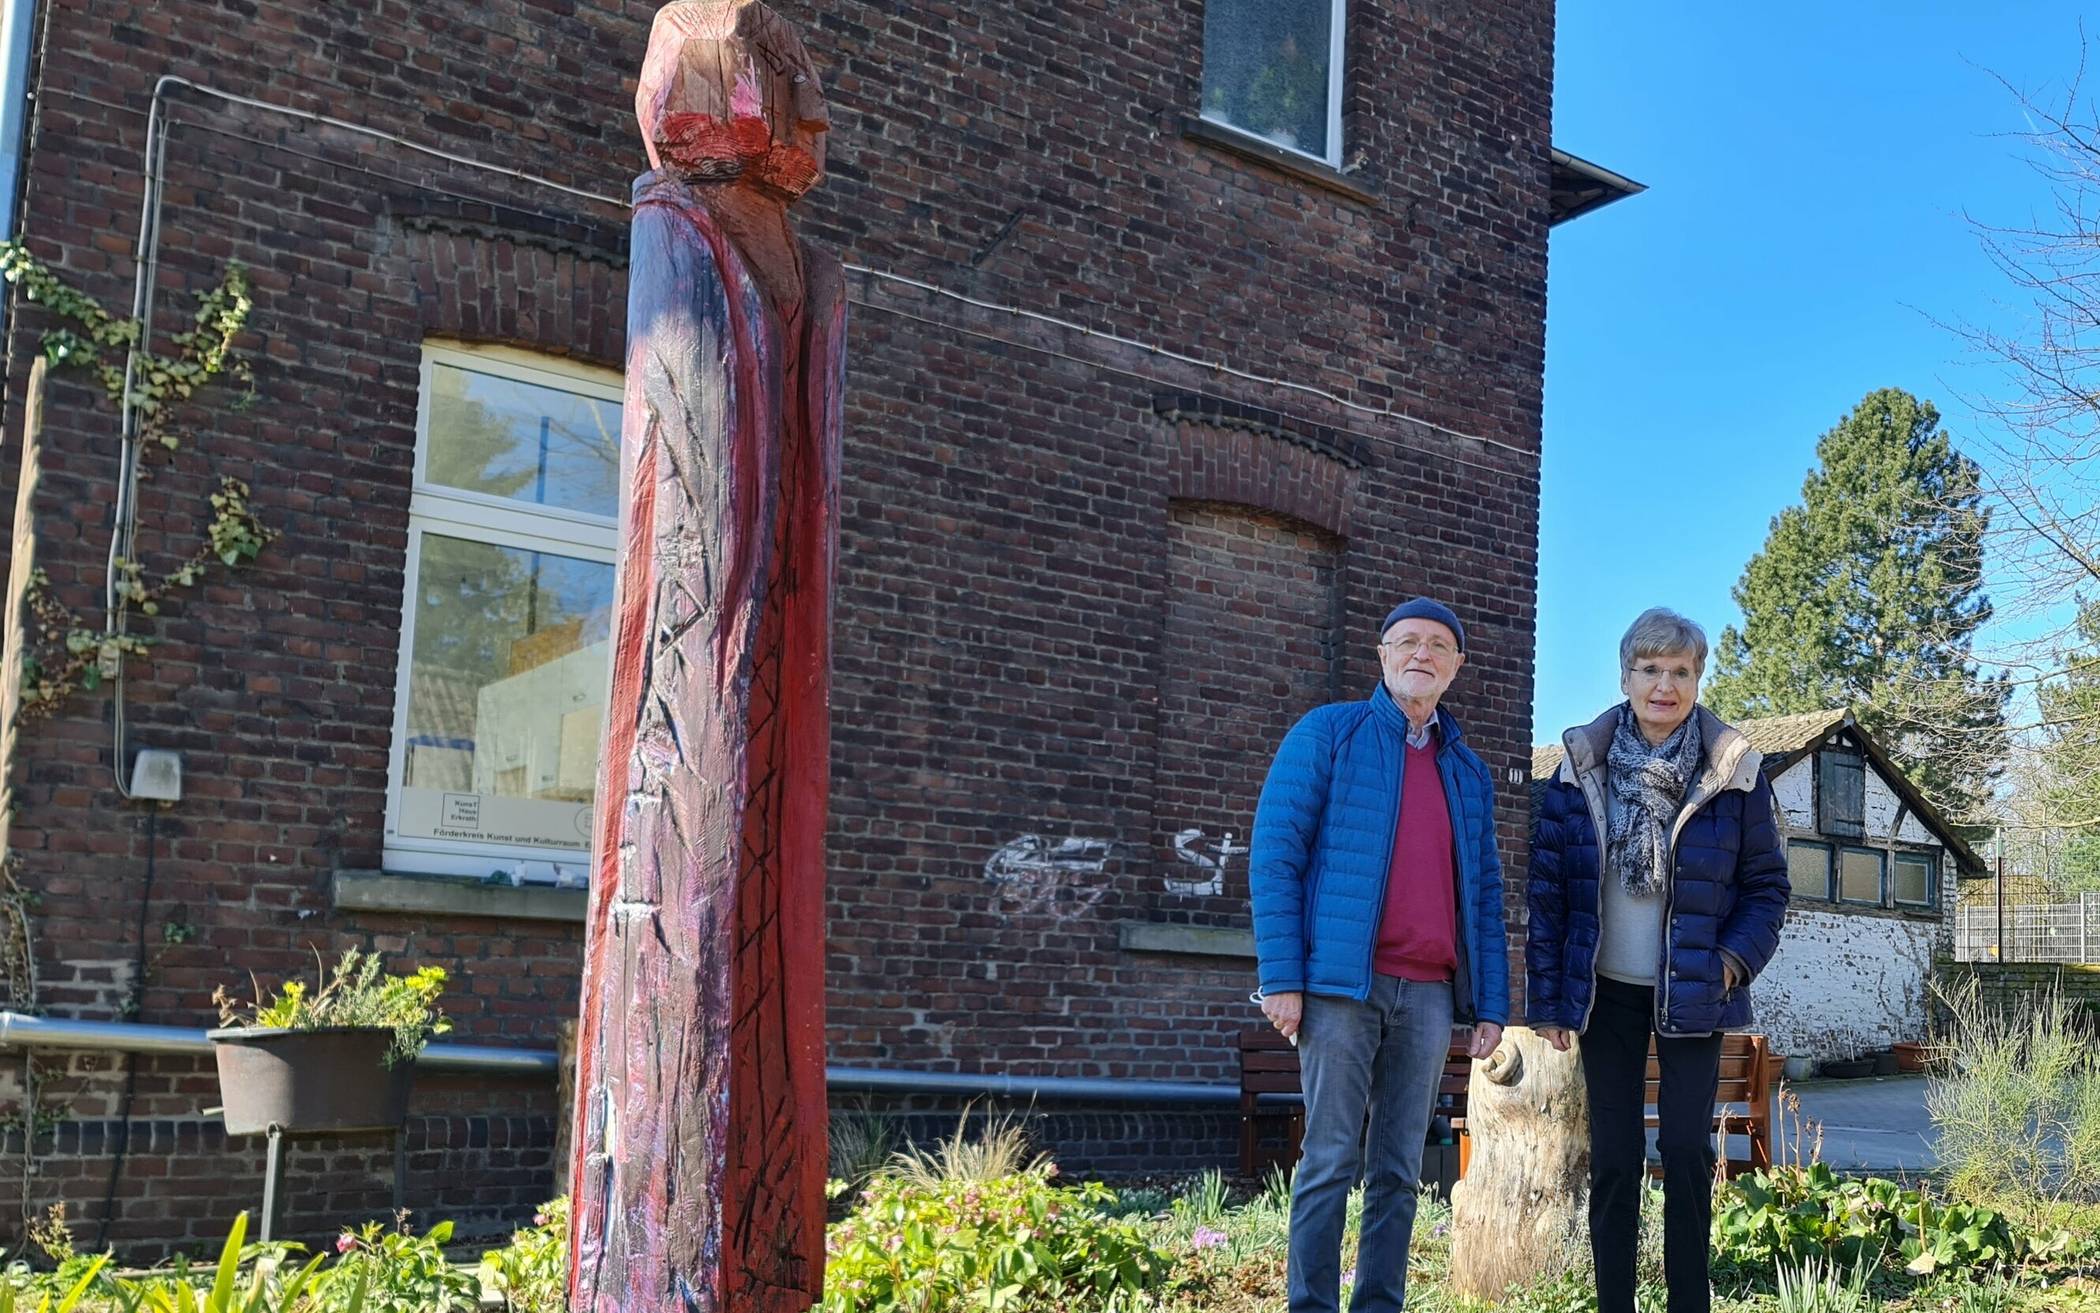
[1581,976,1723,1313]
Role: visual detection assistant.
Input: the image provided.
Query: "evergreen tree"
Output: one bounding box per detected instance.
[1706,388,2009,820]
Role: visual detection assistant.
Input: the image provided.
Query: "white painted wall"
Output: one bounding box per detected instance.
[1771,746,1934,845]
[1866,766,1935,845]
[1773,757,1815,830]
[1748,906,1937,1060]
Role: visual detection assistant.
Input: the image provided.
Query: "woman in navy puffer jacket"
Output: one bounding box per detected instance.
[1527,609,1789,1313]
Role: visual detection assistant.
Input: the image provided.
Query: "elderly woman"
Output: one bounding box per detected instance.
[1527,609,1790,1313]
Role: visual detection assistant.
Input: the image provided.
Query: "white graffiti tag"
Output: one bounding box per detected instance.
[984,835,1119,920]
[1165,828,1249,897]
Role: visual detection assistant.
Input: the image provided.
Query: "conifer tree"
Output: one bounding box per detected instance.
[1706,388,2009,820]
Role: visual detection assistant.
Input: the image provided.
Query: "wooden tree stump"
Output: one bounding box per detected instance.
[1447,1027,1591,1302]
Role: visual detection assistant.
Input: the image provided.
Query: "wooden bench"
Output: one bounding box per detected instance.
[1238,1028,1472,1179]
[1237,1027,1780,1180]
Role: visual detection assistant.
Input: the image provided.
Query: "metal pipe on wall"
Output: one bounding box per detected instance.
[0,1012,1241,1103]
[0,0,38,241]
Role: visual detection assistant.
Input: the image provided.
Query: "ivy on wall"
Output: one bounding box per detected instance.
[0,240,270,717]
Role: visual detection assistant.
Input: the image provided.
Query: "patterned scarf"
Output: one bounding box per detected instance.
[1604,703,1704,897]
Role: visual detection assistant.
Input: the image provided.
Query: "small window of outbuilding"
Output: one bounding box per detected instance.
[1818,748,1866,839]
[1893,852,1936,908]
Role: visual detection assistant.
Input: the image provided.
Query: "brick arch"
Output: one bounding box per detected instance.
[401,225,627,369]
[1159,410,1361,539]
[1150,500,1346,920]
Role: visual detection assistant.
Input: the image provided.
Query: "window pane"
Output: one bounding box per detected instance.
[1201,0,1336,160]
[1894,854,1933,905]
[1840,848,1884,903]
[396,533,613,853]
[426,361,619,518]
[1788,841,1831,899]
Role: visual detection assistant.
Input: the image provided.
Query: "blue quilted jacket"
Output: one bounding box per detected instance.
[1526,705,1791,1038]
[1249,684,1510,1026]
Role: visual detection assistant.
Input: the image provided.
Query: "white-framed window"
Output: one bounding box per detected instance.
[1892,851,1937,908]
[1199,0,1347,167]
[384,342,622,886]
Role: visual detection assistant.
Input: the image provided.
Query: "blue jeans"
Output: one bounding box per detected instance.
[1288,976,1455,1313]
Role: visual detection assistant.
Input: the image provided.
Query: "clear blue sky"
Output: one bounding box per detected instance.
[1536,3,2089,742]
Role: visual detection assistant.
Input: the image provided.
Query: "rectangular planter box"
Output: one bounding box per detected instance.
[209,1027,415,1136]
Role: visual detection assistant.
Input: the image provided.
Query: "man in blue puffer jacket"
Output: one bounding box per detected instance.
[1251,597,1511,1313]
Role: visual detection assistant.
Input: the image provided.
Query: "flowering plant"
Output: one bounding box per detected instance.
[214,947,451,1067]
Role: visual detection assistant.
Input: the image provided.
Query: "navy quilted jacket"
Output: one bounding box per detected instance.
[1526,705,1791,1038]
[1249,684,1510,1026]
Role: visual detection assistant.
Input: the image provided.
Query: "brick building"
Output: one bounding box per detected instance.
[0,0,1631,1255]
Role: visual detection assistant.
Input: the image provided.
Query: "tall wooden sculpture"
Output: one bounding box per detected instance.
[569,3,843,1309]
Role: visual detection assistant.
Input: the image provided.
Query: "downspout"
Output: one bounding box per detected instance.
[0,0,36,242]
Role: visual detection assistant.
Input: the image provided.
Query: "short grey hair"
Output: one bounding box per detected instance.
[1619,608,1708,674]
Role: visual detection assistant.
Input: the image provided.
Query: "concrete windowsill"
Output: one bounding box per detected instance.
[1117,921,1257,959]
[1179,116,1378,206]
[333,870,588,923]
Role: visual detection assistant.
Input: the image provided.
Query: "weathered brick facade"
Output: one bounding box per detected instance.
[1,0,1554,1255]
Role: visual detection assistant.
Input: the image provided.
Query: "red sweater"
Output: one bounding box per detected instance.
[1372,738,1458,982]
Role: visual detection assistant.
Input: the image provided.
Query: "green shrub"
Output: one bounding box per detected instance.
[823,1164,1171,1312]
[479,1198,568,1313]
[1931,978,2100,1210]
[1713,1162,2062,1279]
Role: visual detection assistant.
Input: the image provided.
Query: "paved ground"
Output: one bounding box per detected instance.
[1772,1074,1938,1176]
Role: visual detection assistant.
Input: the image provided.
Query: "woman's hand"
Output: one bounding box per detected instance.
[1535,1025,1573,1052]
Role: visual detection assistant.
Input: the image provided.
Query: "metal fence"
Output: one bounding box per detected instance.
[1954,894,2100,963]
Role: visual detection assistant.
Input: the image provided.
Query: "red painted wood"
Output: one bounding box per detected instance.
[570,5,838,1309]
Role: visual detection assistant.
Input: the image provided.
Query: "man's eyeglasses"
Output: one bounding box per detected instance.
[1382,636,1457,660]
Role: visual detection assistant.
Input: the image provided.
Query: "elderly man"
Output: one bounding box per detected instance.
[1251,597,1510,1313]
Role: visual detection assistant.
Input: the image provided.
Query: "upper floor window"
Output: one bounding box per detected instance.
[384,342,622,886]
[1892,851,1937,908]
[1817,747,1866,839]
[1838,845,1885,906]
[1787,839,1834,902]
[1200,0,1347,167]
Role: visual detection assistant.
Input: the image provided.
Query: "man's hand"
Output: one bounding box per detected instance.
[1467,1022,1503,1060]
[1535,1025,1573,1052]
[1262,991,1303,1042]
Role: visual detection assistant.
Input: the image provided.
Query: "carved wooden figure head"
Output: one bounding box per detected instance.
[636,0,830,199]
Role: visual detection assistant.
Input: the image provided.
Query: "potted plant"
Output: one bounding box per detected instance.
[210,948,451,1135]
[1818,1051,1875,1080]
[1890,1039,1931,1074]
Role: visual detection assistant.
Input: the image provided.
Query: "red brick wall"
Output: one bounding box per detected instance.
[1153,500,1341,923]
[2,0,1552,1253]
